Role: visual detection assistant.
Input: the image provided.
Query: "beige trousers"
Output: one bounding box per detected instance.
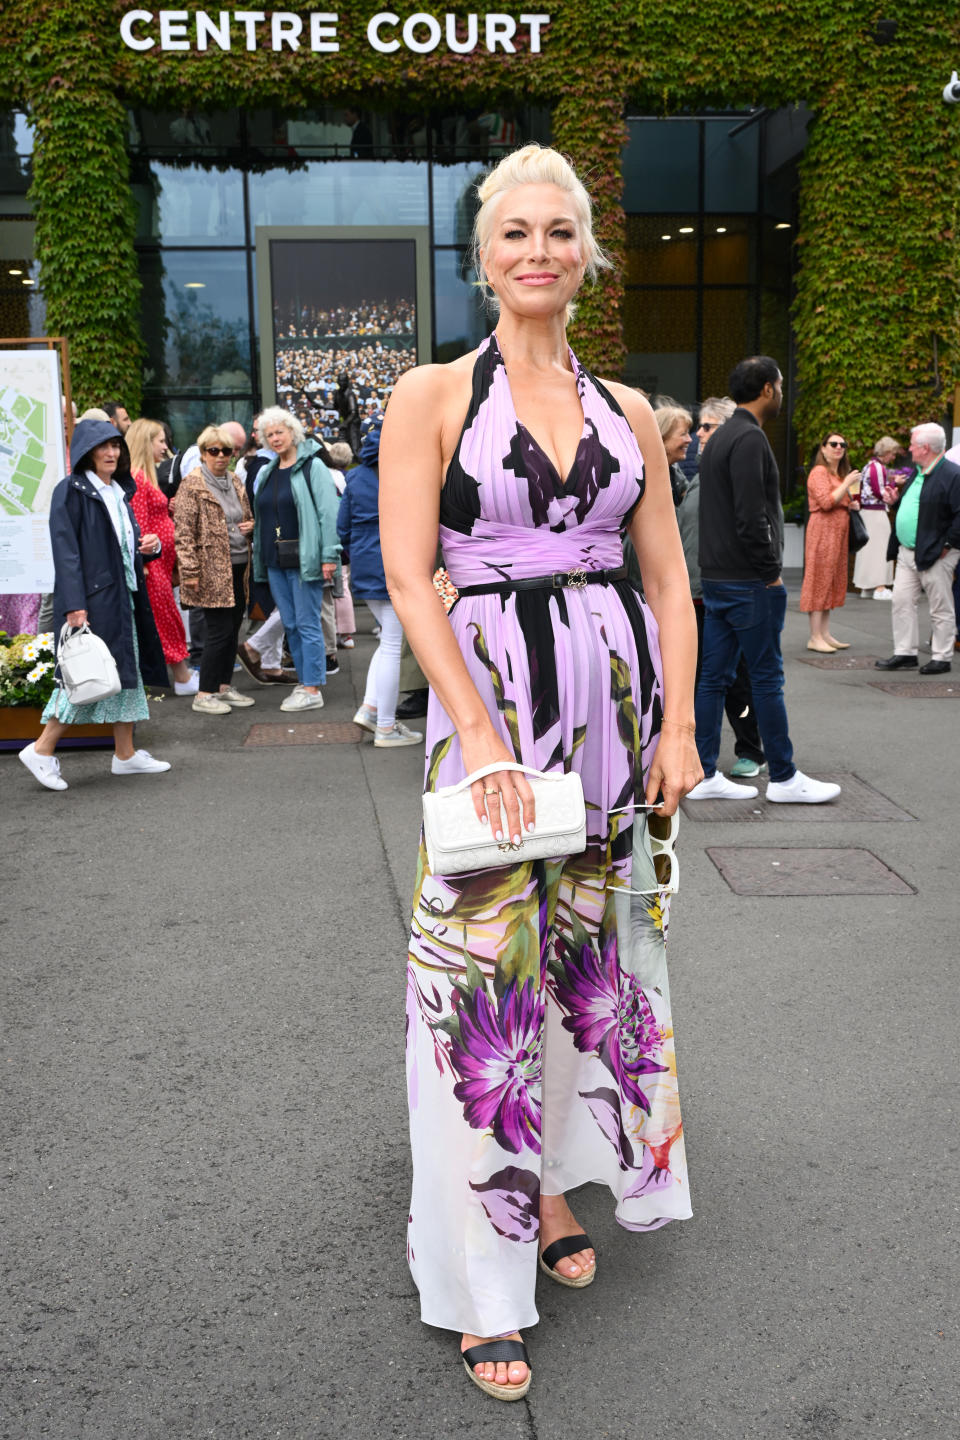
[892,545,959,661]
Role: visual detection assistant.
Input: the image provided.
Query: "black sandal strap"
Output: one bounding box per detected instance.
[540,1233,593,1272]
[462,1339,530,1370]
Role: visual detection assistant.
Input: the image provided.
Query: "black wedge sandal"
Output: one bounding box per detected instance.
[538,1233,596,1288]
[461,1338,532,1400]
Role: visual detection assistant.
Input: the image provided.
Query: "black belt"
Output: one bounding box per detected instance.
[456,564,628,598]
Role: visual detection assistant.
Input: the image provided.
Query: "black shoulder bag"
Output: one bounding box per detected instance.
[272,466,300,568]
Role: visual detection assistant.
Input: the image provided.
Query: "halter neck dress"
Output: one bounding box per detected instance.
[405,334,691,1336]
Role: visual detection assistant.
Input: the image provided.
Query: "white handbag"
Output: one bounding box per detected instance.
[422,762,587,875]
[57,622,122,706]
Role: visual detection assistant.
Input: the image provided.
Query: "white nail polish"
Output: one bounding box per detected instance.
[512,834,521,845]
[495,829,503,841]
[526,821,535,832]
[481,814,489,825]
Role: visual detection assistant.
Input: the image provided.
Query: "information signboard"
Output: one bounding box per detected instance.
[0,349,65,595]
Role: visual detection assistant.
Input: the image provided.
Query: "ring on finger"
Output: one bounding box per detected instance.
[483,787,497,796]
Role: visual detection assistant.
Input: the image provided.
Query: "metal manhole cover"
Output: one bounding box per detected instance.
[243,722,367,746]
[680,772,915,823]
[868,680,960,698]
[706,847,915,896]
[796,653,885,670]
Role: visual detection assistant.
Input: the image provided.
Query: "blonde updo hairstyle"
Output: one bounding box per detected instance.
[471,144,611,323]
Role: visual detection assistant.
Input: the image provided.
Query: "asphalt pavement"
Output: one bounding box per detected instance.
[2,578,958,1440]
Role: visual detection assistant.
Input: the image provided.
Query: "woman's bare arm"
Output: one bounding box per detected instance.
[379,363,535,838]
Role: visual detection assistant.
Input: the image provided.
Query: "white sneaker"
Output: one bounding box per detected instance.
[766,769,841,804]
[873,588,894,600]
[353,705,378,733]
[685,771,758,800]
[281,687,324,711]
[219,686,255,708]
[373,721,423,748]
[112,749,171,775]
[192,693,232,715]
[19,741,68,791]
[174,670,200,695]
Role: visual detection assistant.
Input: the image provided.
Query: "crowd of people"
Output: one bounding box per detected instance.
[277,298,415,338]
[275,342,416,440]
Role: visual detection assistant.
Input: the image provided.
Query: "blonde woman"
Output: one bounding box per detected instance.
[127,418,197,694]
[175,426,255,714]
[381,145,699,1400]
[655,402,695,504]
[854,435,898,598]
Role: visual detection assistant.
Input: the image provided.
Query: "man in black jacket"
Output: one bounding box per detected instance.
[875,422,960,675]
[687,355,841,805]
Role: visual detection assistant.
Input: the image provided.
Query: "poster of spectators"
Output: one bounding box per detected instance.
[257,228,432,446]
[0,348,65,594]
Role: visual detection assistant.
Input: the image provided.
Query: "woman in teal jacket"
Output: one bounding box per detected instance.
[253,407,341,712]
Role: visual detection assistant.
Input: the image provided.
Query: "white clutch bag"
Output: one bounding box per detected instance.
[57,622,122,706]
[422,762,587,875]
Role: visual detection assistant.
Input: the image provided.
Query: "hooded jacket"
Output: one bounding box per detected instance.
[48,418,167,690]
[336,427,388,600]
[252,440,341,585]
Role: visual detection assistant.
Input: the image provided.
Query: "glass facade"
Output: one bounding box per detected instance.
[0,103,805,467]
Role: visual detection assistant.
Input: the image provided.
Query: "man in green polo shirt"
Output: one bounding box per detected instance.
[876,422,960,674]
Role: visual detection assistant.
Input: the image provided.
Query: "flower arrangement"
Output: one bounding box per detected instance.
[0,632,58,708]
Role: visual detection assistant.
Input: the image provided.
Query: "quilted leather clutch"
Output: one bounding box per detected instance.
[422,762,586,875]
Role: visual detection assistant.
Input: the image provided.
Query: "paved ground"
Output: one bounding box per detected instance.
[3,577,958,1440]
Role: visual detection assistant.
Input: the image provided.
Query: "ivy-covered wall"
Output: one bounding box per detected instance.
[2,0,959,456]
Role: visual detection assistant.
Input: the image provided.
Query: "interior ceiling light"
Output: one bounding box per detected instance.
[679,226,694,234]
[775,222,791,230]
[660,234,672,241]
[715,226,727,234]
[9,267,23,275]
[22,278,35,285]
[185,281,206,288]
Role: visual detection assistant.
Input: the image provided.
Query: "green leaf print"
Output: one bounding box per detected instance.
[425,734,454,793]
[464,945,487,996]
[609,653,641,761]
[469,622,522,758]
[496,909,541,994]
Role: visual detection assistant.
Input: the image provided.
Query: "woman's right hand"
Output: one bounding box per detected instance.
[460,730,537,843]
[66,609,87,628]
[846,470,862,489]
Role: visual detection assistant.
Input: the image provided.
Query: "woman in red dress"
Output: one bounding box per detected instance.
[799,433,862,653]
[127,420,198,693]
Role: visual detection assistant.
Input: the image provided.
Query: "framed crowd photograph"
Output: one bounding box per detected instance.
[255,226,432,443]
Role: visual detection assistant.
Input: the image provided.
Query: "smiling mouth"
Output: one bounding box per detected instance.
[516,273,559,284]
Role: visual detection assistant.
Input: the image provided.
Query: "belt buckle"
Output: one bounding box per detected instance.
[566,567,588,590]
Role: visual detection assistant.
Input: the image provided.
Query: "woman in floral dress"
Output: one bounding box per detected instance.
[380,146,701,1400]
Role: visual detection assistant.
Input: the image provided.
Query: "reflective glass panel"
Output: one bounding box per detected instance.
[702,217,754,284]
[433,162,487,246]
[623,121,699,213]
[704,120,759,213]
[434,250,489,362]
[700,289,759,397]
[625,217,698,285]
[128,110,243,155]
[762,219,793,289]
[143,395,254,455]
[139,251,251,393]
[623,288,697,401]
[249,162,428,229]
[0,112,32,196]
[132,163,245,245]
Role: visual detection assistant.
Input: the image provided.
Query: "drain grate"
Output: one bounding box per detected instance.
[680,772,915,823]
[243,721,367,746]
[706,847,915,895]
[868,680,959,698]
[796,653,885,670]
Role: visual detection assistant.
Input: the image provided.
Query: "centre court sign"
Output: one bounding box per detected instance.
[119,10,552,54]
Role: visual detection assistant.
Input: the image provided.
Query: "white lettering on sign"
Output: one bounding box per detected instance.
[119,11,550,54]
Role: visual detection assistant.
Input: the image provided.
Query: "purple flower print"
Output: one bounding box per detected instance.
[553,925,666,1114]
[449,979,543,1155]
[470,1166,540,1242]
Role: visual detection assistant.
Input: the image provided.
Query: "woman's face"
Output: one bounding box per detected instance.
[696,414,722,451]
[823,434,847,467]
[202,442,232,477]
[481,184,586,322]
[91,439,121,480]
[264,423,294,456]
[664,421,692,466]
[152,431,167,463]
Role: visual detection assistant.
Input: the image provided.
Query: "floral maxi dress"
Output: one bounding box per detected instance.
[406,335,691,1337]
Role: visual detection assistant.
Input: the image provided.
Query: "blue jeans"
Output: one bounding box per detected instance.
[266,568,326,686]
[696,581,795,783]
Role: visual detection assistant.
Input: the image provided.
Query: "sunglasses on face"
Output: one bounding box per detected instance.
[203,447,233,458]
[826,440,847,449]
[698,421,719,432]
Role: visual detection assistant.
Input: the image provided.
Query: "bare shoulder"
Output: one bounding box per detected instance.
[599,379,658,441]
[389,351,474,409]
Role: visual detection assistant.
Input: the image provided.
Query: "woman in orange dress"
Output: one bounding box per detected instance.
[799,433,862,653]
[127,419,198,694]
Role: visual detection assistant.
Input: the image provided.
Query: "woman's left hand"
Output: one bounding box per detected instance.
[322,562,336,581]
[645,726,703,816]
[850,501,860,510]
[138,533,161,554]
[238,519,255,535]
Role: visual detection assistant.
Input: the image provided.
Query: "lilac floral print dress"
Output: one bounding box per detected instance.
[406,335,691,1336]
